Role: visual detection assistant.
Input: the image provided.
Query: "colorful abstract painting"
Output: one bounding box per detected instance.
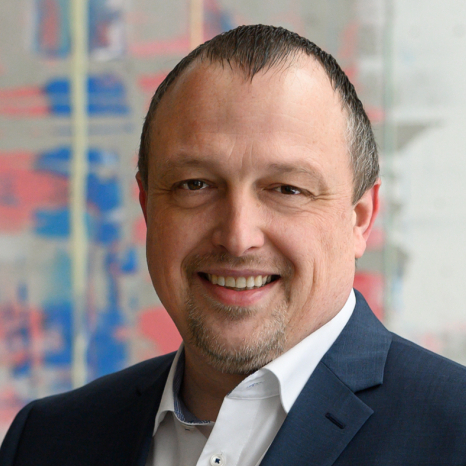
[0,0,388,440]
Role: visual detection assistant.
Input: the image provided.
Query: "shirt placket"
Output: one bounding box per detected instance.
[195,395,258,466]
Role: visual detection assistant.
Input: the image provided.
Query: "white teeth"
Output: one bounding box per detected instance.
[206,274,273,289]
[225,277,236,287]
[246,276,255,288]
[236,277,247,288]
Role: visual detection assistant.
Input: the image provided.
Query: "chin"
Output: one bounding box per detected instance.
[184,292,289,374]
[191,334,285,375]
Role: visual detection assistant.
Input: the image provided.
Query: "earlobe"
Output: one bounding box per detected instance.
[136,172,148,224]
[353,179,381,259]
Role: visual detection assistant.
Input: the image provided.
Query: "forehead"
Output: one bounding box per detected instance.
[155,57,346,130]
[150,57,350,181]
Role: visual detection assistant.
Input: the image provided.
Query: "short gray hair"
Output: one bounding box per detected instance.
[138,24,379,203]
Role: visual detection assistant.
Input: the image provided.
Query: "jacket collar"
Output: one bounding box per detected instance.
[261,289,392,466]
[130,353,175,466]
[135,291,392,466]
[321,289,392,392]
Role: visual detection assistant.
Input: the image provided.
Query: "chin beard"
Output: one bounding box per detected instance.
[181,251,293,374]
[185,292,288,375]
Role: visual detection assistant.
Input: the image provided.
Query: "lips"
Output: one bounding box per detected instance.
[204,273,273,289]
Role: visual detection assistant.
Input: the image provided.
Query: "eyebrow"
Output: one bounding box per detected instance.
[155,155,205,181]
[163,156,205,171]
[267,162,329,190]
[158,155,329,190]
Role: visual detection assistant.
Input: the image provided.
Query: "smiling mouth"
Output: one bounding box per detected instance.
[199,273,279,290]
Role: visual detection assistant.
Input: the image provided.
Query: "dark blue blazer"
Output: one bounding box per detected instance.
[2,290,466,466]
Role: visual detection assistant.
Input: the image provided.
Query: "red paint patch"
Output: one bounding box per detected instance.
[138,307,181,355]
[138,72,168,94]
[133,217,146,244]
[0,151,68,232]
[0,86,49,117]
[0,386,25,436]
[366,227,385,250]
[353,272,384,321]
[365,106,385,124]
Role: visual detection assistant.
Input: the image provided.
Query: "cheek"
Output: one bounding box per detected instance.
[145,204,215,291]
[272,209,354,284]
[145,210,183,297]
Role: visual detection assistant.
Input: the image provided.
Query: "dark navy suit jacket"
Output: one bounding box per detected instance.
[2,290,466,466]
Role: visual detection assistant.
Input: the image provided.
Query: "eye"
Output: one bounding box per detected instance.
[178,179,209,191]
[273,185,302,195]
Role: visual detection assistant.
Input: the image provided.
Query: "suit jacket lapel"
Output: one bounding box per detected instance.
[132,361,172,466]
[261,290,392,466]
[91,354,174,466]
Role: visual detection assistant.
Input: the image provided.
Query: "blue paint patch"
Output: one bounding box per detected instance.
[87,306,127,378]
[120,246,138,273]
[34,208,70,237]
[35,146,71,176]
[8,324,31,377]
[35,147,119,176]
[39,251,72,369]
[44,74,130,116]
[95,220,120,245]
[12,360,31,377]
[87,148,118,167]
[87,75,128,115]
[42,301,72,366]
[44,79,70,115]
[105,249,119,309]
[87,173,121,212]
[34,208,92,239]
[48,249,73,303]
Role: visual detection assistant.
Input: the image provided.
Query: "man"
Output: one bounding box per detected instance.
[1,25,466,466]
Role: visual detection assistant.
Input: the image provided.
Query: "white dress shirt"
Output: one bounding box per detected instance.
[146,290,356,466]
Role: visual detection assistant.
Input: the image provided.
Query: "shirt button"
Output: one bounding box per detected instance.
[210,453,226,466]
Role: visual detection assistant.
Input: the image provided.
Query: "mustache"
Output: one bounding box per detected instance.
[183,252,294,279]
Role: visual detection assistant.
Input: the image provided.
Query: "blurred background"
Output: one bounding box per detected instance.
[1,0,466,440]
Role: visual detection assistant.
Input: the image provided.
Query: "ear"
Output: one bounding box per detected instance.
[353,179,381,259]
[136,172,148,225]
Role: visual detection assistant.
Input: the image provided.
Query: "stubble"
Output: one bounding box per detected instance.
[183,252,293,375]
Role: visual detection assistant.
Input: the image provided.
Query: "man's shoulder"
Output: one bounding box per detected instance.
[388,331,466,377]
[386,332,466,395]
[0,353,177,464]
[30,351,176,415]
[359,330,466,433]
[349,290,466,394]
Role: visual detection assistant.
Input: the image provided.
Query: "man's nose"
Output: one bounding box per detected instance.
[211,191,265,257]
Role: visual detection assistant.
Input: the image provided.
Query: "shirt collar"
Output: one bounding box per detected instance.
[263,289,356,412]
[153,289,355,433]
[153,344,213,435]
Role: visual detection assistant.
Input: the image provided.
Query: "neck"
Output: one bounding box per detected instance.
[180,347,247,421]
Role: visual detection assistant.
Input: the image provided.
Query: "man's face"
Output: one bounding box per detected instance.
[138,58,377,374]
